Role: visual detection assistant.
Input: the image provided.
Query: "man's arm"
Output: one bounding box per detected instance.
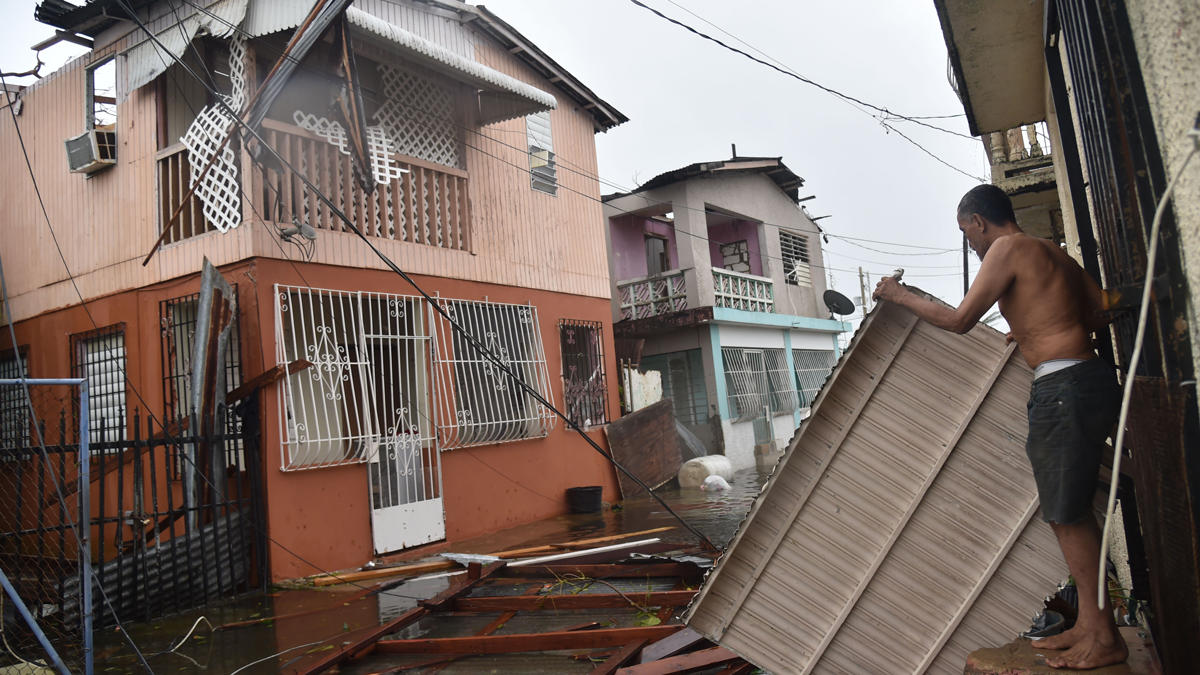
[873,237,1016,334]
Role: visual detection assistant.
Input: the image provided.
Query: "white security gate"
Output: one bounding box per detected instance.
[276,286,444,554]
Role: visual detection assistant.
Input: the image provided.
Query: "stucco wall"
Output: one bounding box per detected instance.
[609,215,680,281]
[1123,0,1200,398]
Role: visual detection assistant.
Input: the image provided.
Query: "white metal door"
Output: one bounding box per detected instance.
[362,296,444,554]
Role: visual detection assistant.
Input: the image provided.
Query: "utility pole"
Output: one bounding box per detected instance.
[962,233,970,297]
[858,266,868,319]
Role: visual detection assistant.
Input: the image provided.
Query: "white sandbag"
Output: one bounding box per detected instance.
[678,455,734,488]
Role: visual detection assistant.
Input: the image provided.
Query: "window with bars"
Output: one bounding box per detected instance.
[722,347,798,421]
[160,290,245,474]
[431,299,556,449]
[640,349,708,425]
[559,319,608,427]
[780,230,811,287]
[0,349,29,454]
[275,286,434,471]
[526,110,557,195]
[793,349,837,409]
[71,325,126,447]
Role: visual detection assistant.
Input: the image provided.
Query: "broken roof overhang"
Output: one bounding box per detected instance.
[468,5,628,132]
[343,6,557,126]
[118,0,248,101]
[604,157,806,205]
[35,0,155,38]
[934,0,1048,136]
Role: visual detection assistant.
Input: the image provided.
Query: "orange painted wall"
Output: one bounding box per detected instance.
[3,257,622,581]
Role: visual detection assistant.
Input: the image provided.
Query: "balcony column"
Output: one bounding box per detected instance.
[671,185,715,308]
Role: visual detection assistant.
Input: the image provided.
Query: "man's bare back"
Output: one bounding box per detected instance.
[993,234,1103,368]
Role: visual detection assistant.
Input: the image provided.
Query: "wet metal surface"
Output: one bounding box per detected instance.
[94,466,768,672]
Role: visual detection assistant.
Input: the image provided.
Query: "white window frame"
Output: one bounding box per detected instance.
[431,298,556,449]
[780,229,811,287]
[526,110,557,195]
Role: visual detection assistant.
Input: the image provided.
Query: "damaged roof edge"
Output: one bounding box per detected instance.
[468,4,629,132]
[931,0,981,137]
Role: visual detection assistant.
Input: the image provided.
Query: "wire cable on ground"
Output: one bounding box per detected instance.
[1096,128,1199,610]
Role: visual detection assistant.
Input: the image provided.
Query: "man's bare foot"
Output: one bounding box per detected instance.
[1031,625,1083,651]
[1043,628,1128,670]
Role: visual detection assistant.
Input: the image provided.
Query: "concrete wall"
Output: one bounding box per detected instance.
[706,219,764,276]
[609,215,680,281]
[604,171,828,318]
[1123,0,1200,405]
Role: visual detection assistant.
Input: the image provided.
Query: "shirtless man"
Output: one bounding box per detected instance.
[873,184,1126,669]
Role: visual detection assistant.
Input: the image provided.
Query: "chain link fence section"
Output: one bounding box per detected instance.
[0,379,92,674]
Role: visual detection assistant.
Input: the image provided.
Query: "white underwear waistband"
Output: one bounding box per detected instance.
[1034,358,1087,380]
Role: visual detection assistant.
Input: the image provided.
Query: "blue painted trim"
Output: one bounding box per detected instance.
[832,331,842,359]
[712,307,851,333]
[710,324,730,420]
[782,330,802,428]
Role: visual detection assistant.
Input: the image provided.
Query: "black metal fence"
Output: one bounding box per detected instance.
[0,393,266,633]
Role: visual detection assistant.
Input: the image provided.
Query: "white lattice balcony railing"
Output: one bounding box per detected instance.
[713,268,775,313]
[248,120,471,252]
[617,270,689,320]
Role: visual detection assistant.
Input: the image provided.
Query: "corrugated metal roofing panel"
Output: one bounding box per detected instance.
[685,298,1067,674]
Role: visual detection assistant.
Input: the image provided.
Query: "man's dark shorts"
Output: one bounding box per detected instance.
[1026,358,1120,525]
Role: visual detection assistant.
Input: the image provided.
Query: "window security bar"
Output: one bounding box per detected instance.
[793,349,837,409]
[722,347,798,422]
[430,298,556,450]
[275,286,437,471]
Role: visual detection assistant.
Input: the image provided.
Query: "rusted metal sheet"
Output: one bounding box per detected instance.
[685,298,1067,674]
[604,399,683,498]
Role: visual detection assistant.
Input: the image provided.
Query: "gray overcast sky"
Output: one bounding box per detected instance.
[1,0,992,329]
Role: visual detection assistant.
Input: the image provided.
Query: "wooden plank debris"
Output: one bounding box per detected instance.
[453,589,696,612]
[637,626,706,664]
[619,646,741,674]
[374,625,684,655]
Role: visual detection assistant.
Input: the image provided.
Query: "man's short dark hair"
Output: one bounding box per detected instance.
[957,184,1016,225]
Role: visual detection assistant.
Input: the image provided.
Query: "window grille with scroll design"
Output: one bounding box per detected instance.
[430,299,555,450]
[275,286,435,471]
[559,319,608,427]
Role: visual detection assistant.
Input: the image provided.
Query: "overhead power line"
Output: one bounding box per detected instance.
[627,0,987,182]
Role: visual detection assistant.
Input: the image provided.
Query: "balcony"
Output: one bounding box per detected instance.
[617,270,688,320]
[616,267,776,321]
[712,268,775,313]
[156,120,471,251]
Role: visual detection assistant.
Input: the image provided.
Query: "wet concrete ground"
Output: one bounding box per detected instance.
[95,467,770,673]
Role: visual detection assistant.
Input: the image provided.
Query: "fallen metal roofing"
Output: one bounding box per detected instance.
[685,297,1068,674]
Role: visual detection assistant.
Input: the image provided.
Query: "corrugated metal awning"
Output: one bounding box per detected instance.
[117,0,248,101]
[342,7,555,125]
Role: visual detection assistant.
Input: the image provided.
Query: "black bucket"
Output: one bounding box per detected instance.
[565,486,603,514]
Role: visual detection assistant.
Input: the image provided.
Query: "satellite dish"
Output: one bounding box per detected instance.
[823,290,855,316]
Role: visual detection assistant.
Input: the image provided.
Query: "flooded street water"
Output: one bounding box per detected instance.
[94,465,772,673]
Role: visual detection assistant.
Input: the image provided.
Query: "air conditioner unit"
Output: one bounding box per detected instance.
[64,128,117,174]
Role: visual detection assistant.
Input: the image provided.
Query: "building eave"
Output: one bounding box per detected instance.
[933,0,1048,136]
